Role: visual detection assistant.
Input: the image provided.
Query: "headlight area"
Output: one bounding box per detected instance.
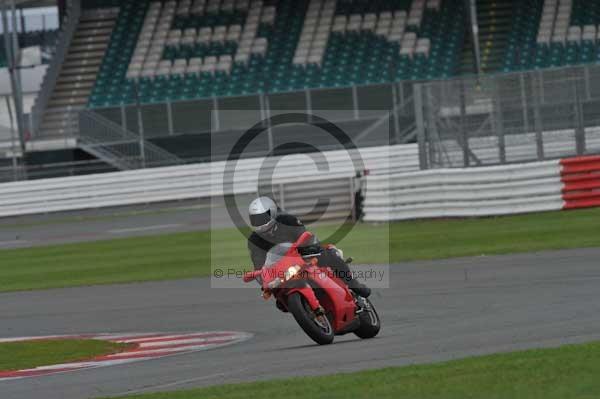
[284,265,301,281]
[267,265,302,290]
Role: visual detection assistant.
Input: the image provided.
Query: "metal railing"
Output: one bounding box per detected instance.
[77,109,184,170]
[92,81,416,143]
[415,63,600,169]
[30,0,80,137]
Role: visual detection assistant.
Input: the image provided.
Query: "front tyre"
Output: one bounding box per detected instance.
[287,292,334,345]
[354,298,381,339]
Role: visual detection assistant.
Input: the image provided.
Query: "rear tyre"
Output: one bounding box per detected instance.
[354,298,381,339]
[287,292,334,345]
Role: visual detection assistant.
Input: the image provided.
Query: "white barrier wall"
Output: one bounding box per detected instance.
[0,144,418,218]
[362,160,565,221]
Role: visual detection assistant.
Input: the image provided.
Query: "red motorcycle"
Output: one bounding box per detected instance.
[244,231,381,345]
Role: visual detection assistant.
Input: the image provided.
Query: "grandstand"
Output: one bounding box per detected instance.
[1,0,600,180]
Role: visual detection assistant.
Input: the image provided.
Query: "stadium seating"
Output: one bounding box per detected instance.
[88,0,466,107]
[504,0,600,72]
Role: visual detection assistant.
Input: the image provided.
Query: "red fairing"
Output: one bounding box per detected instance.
[249,231,360,335]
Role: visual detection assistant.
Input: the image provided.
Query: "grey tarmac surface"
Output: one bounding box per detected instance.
[2,247,600,398]
[0,196,253,249]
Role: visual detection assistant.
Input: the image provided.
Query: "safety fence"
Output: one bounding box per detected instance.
[0,144,417,218]
[362,155,600,221]
[415,63,600,169]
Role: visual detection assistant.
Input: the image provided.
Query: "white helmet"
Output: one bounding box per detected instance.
[249,196,278,233]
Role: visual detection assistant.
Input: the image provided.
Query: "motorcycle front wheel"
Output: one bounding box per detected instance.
[287,292,334,345]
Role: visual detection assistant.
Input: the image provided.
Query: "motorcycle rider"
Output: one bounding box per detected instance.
[247,196,371,298]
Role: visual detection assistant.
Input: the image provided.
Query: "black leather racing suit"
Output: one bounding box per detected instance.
[247,211,354,285]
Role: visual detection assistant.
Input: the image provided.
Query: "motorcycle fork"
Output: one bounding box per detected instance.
[289,284,322,312]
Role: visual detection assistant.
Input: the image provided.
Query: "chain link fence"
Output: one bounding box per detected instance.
[415,63,600,169]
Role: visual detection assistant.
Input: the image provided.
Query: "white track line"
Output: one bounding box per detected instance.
[0,240,30,248]
[108,224,182,234]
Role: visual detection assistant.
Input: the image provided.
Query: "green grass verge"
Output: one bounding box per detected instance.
[1,208,600,292]
[0,339,131,371]
[108,341,600,399]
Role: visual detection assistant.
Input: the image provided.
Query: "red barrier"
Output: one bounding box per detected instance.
[560,156,600,210]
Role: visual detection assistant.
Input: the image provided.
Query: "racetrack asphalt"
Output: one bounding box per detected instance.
[0,196,250,249]
[2,247,600,398]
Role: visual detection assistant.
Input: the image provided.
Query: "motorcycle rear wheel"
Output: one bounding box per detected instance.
[288,292,334,345]
[354,298,381,339]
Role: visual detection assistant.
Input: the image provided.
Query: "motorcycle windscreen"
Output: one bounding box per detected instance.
[264,243,293,267]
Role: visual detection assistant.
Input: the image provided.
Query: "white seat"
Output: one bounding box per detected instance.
[309,46,324,56]
[426,0,441,10]
[214,25,227,35]
[346,21,361,31]
[200,62,216,74]
[362,13,377,30]
[188,57,203,67]
[167,30,182,46]
[293,54,308,65]
[221,0,234,11]
[157,59,171,69]
[552,31,566,44]
[314,31,329,42]
[312,38,327,49]
[186,64,201,74]
[349,14,362,25]
[379,11,392,21]
[537,32,552,45]
[390,21,406,35]
[582,25,596,42]
[146,54,162,64]
[176,4,190,15]
[407,13,423,27]
[261,6,276,23]
[295,47,309,57]
[251,38,268,55]
[212,31,226,42]
[567,26,582,43]
[131,55,145,64]
[204,55,217,65]
[197,28,212,44]
[388,32,403,42]
[393,10,407,20]
[126,69,141,80]
[307,54,323,65]
[399,46,414,57]
[362,19,376,30]
[206,2,219,12]
[216,55,233,73]
[235,52,250,64]
[141,68,156,78]
[183,28,196,38]
[171,59,187,75]
[415,38,431,56]
[181,34,195,46]
[238,37,253,51]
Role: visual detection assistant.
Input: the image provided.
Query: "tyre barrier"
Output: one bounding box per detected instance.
[560,155,600,210]
[363,155,600,221]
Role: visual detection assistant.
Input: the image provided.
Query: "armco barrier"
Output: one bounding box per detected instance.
[0,144,418,218]
[560,155,600,210]
[362,161,565,221]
